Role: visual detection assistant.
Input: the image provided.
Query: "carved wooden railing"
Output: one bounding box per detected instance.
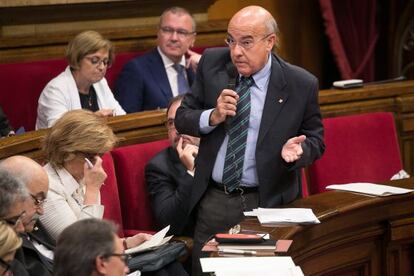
[1,80,414,174]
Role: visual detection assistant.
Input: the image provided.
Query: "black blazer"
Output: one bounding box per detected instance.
[175,47,325,211]
[145,147,195,236]
[11,222,55,276]
[115,48,195,113]
[0,106,12,137]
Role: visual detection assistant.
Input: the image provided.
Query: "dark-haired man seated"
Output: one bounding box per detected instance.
[146,95,199,236]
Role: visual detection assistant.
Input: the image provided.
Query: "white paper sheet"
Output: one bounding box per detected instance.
[213,266,304,276]
[200,256,296,273]
[125,225,172,254]
[244,208,320,225]
[326,183,413,196]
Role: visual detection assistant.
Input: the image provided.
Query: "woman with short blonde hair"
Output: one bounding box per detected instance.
[0,221,22,276]
[40,109,116,240]
[36,30,125,130]
[43,109,117,169]
[66,30,114,70]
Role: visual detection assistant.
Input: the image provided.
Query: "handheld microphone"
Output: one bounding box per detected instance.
[225,63,238,130]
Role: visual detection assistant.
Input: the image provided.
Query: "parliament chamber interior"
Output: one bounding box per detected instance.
[0,0,413,275]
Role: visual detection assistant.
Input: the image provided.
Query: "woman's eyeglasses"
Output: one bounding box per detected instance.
[85,56,112,68]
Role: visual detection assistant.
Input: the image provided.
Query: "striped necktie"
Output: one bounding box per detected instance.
[173,63,190,94]
[222,76,254,192]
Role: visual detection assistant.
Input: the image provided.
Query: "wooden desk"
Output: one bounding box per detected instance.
[240,178,414,275]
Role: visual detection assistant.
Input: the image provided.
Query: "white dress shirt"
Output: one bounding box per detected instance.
[157,47,187,97]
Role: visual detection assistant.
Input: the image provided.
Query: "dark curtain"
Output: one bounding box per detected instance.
[319,0,378,81]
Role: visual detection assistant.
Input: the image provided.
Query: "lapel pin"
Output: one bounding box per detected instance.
[278,98,283,103]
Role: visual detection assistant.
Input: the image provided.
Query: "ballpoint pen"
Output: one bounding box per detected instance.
[218,249,257,256]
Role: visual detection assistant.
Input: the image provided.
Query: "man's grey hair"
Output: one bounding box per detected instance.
[159,6,196,32]
[265,17,279,35]
[0,169,29,218]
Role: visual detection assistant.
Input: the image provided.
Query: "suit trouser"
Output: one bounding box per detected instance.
[192,186,259,276]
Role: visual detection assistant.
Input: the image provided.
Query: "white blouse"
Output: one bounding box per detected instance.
[40,163,104,241]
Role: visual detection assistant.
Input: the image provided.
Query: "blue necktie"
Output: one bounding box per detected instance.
[222,76,254,193]
[173,63,190,94]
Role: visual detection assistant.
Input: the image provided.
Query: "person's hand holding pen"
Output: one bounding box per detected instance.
[83,156,107,205]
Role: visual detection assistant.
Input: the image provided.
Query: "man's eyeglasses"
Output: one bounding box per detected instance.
[85,56,111,68]
[160,26,195,39]
[30,194,47,207]
[2,210,26,229]
[224,34,272,50]
[165,118,175,130]
[0,258,11,276]
[104,253,131,265]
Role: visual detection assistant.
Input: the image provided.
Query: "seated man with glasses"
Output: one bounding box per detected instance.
[1,155,55,276]
[54,218,130,276]
[115,6,201,113]
[146,95,200,238]
[36,30,126,130]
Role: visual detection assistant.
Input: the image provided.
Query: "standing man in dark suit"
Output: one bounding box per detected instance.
[175,5,325,275]
[2,156,54,276]
[146,95,199,236]
[115,7,201,113]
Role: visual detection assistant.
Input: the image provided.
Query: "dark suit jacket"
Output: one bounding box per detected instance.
[11,222,55,276]
[145,147,195,236]
[115,48,195,113]
[0,106,12,137]
[175,47,325,211]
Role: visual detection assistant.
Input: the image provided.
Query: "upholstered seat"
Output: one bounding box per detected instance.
[111,139,170,231]
[308,112,403,194]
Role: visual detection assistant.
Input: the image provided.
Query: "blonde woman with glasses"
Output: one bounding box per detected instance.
[36,30,125,130]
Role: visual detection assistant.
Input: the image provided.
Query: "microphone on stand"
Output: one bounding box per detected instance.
[225,63,238,131]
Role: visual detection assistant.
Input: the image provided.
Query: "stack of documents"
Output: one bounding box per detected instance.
[244,208,320,225]
[200,256,303,276]
[326,183,414,197]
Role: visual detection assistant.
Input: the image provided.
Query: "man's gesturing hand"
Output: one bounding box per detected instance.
[209,89,239,126]
[281,135,306,163]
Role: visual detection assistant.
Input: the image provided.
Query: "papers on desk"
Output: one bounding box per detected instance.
[244,208,320,225]
[200,256,303,276]
[125,225,172,255]
[326,183,414,197]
